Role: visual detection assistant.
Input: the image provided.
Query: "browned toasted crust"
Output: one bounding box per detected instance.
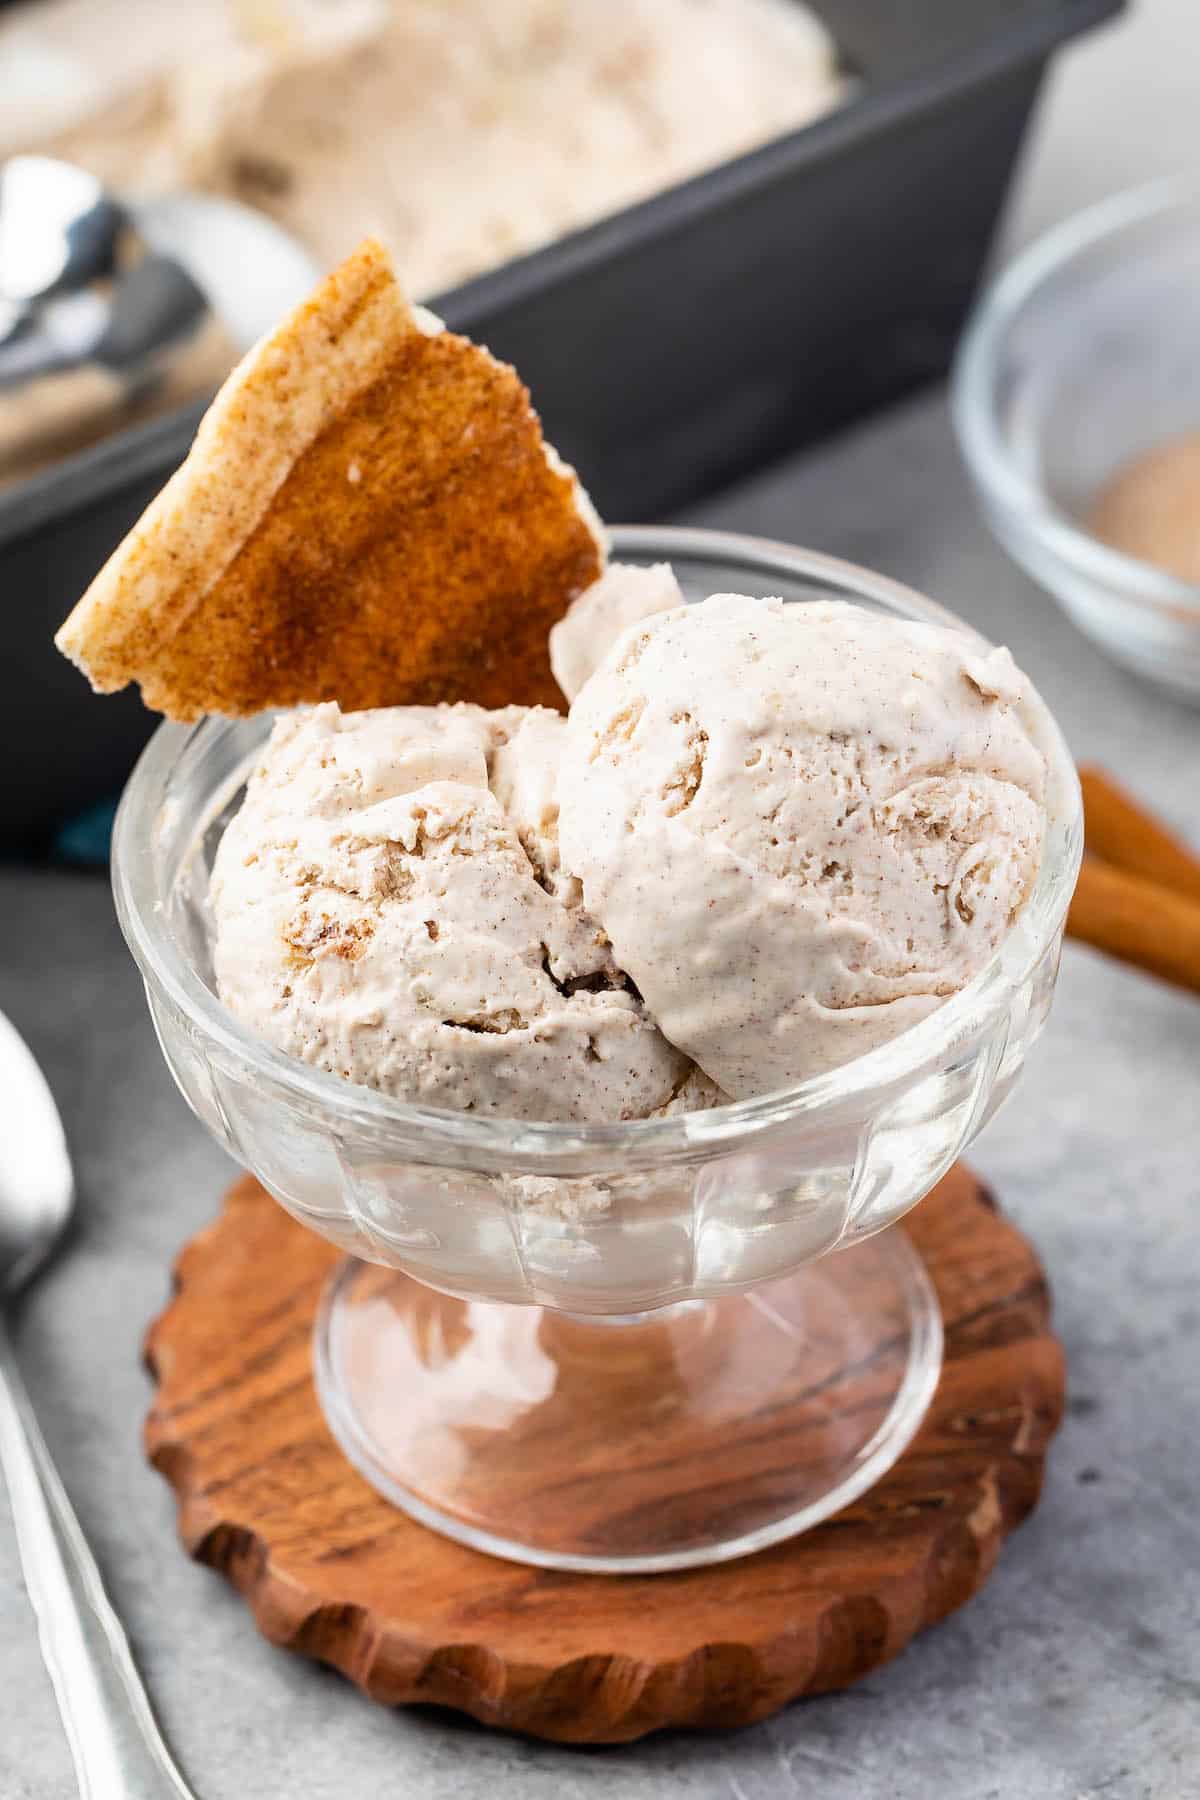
[55,239,605,720]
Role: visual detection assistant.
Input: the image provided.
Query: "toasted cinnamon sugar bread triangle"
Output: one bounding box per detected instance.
[55,239,605,720]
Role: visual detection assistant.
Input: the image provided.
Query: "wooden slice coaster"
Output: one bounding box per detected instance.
[144,1164,1064,1743]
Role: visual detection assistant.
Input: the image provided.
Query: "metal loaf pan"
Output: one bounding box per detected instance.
[2,0,1122,851]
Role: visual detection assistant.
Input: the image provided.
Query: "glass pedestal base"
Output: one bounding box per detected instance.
[313,1229,942,1574]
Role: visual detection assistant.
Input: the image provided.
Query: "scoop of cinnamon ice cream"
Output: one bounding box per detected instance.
[210,702,703,1121]
[549,562,683,701]
[558,594,1049,1097]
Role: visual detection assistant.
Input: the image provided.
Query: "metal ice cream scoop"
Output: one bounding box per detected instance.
[0,156,213,461]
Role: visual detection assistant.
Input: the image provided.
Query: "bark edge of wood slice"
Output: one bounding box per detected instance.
[143,1163,1065,1744]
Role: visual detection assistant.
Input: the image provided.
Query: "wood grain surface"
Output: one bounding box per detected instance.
[144,1164,1064,1743]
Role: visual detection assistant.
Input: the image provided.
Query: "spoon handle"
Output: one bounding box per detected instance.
[0,1319,197,1799]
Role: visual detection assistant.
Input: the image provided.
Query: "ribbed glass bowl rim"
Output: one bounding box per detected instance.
[112,524,1082,1161]
[952,174,1200,620]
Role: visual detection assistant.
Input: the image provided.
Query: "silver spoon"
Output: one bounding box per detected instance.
[0,1006,197,1800]
[0,154,211,402]
[0,155,128,308]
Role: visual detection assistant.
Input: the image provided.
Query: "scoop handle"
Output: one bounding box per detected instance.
[0,1316,196,1799]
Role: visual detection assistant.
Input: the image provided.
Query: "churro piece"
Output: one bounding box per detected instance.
[56,238,604,720]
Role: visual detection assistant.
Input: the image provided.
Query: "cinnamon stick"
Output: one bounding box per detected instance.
[1079,766,1200,905]
[1067,857,1200,995]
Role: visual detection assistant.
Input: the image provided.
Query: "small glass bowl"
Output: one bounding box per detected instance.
[112,526,1081,1573]
[954,177,1200,699]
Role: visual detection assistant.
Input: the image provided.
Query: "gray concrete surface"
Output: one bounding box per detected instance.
[3,2,1199,1795]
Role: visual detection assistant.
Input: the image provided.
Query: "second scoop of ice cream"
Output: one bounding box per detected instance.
[210,702,704,1121]
[558,594,1049,1097]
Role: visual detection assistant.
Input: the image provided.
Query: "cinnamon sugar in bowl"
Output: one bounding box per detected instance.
[954,178,1200,700]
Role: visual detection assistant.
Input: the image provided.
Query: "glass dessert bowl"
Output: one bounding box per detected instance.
[112,526,1082,1574]
[953,177,1200,698]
